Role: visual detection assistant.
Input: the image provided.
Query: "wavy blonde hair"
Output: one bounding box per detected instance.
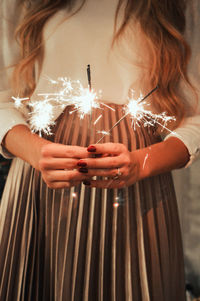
[13,0,194,129]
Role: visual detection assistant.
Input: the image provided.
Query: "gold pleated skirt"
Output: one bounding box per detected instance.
[0,105,186,301]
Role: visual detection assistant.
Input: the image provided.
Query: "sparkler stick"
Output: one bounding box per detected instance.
[87,64,94,141]
[96,86,159,144]
[87,64,92,91]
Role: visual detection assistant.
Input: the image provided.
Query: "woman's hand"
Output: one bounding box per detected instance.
[77,143,142,189]
[76,137,190,189]
[38,143,91,189]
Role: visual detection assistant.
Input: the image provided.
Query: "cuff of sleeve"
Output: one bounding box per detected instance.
[164,129,200,168]
[0,109,29,159]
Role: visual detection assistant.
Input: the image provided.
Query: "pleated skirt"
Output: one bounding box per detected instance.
[0,105,186,301]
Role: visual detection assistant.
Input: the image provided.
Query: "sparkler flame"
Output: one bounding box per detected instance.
[12,78,176,139]
[28,99,55,136]
[125,90,176,131]
[69,87,100,119]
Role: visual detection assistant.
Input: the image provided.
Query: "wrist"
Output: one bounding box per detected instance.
[130,149,151,180]
[131,137,190,180]
[3,124,52,170]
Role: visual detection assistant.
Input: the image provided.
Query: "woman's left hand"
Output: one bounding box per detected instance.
[77,143,141,188]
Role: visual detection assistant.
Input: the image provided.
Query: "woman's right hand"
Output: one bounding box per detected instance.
[38,143,91,189]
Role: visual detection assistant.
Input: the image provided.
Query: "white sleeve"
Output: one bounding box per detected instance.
[164,0,200,167]
[0,0,29,158]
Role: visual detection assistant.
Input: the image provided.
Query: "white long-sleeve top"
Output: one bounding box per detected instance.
[0,0,200,165]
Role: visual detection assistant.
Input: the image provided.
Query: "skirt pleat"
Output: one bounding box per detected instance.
[0,105,186,300]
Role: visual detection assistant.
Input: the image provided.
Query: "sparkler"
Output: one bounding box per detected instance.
[96,86,159,143]
[96,86,177,143]
[87,64,92,91]
[13,76,105,135]
[12,76,176,141]
[12,96,29,109]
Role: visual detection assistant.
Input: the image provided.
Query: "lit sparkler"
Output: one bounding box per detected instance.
[124,89,176,131]
[28,98,55,136]
[12,76,105,135]
[12,96,29,108]
[12,78,177,140]
[96,86,177,143]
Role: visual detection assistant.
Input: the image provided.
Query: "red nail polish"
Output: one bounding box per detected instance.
[83,180,91,186]
[77,160,87,167]
[79,168,88,173]
[87,145,96,152]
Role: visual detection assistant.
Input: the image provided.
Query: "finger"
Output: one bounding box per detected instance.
[44,169,92,182]
[46,181,80,189]
[87,179,126,189]
[39,158,79,170]
[78,156,124,169]
[80,167,127,178]
[42,144,89,158]
[87,143,127,155]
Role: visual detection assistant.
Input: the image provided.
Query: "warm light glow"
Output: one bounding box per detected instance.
[12,79,177,138]
[28,99,55,136]
[125,90,176,131]
[12,96,29,108]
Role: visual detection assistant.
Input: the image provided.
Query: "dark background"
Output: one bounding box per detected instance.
[0,155,11,199]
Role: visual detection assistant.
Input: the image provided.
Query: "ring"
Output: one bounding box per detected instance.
[113,168,122,180]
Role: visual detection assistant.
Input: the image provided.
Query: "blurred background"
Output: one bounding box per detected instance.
[0,155,200,299]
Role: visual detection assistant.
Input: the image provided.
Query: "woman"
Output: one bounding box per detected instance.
[0,0,199,300]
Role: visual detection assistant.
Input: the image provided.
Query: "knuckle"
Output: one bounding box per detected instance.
[111,169,117,177]
[64,182,70,188]
[111,158,118,168]
[46,181,54,189]
[119,143,126,151]
[38,159,47,170]
[41,144,51,157]
[123,157,130,166]
[123,169,129,177]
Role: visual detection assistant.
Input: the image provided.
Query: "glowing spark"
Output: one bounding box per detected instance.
[12,96,29,108]
[94,115,103,125]
[28,99,55,136]
[113,202,119,208]
[12,77,105,135]
[97,130,110,136]
[101,103,115,111]
[143,153,149,170]
[71,87,100,119]
[96,86,177,143]
[125,90,176,132]
[72,192,77,198]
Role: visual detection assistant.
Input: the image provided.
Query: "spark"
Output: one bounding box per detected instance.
[96,86,177,143]
[143,153,149,170]
[12,77,104,135]
[28,99,55,136]
[72,192,77,198]
[94,115,102,125]
[97,130,110,136]
[70,87,100,119]
[12,96,29,108]
[125,90,176,132]
[124,90,176,130]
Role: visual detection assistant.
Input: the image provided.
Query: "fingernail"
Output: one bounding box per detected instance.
[77,160,87,167]
[87,145,96,152]
[83,180,91,186]
[79,167,88,173]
